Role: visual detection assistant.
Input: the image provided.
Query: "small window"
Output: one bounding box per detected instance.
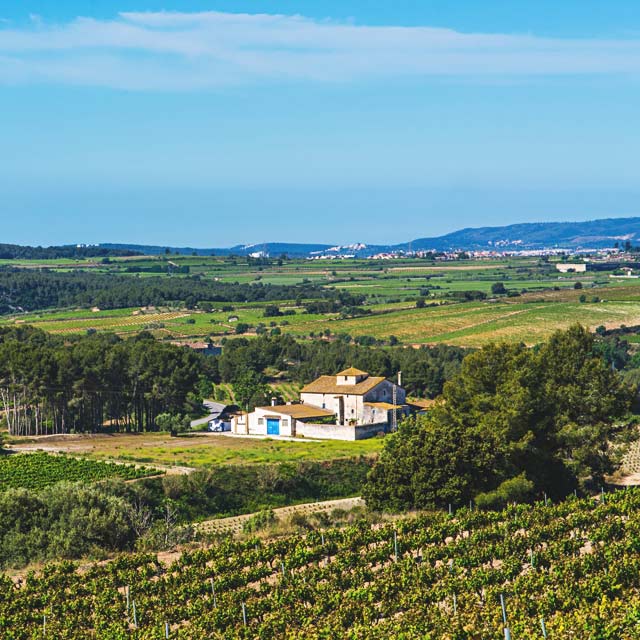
[258,417,264,425]
[344,376,348,380]
[351,408,355,414]
[282,419,289,426]
[322,403,326,409]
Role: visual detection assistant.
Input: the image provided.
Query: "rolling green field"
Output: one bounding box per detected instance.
[3,254,640,347]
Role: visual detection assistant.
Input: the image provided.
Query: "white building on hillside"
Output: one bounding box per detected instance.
[231,367,408,441]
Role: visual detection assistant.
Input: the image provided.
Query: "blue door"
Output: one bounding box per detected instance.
[266,418,280,435]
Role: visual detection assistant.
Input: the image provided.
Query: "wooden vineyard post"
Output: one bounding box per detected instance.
[165,621,170,639]
[394,530,398,562]
[210,578,217,608]
[242,602,247,627]
[43,614,46,636]
[132,600,138,629]
[125,585,130,614]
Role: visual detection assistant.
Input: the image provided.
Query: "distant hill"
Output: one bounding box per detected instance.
[399,217,640,252]
[99,242,333,257]
[99,216,640,257]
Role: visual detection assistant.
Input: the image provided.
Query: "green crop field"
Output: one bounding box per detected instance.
[0,452,155,491]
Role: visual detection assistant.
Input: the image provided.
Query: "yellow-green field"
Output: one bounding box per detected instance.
[7,295,640,347]
[8,432,384,467]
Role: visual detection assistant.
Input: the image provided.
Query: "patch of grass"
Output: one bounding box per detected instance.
[8,433,384,468]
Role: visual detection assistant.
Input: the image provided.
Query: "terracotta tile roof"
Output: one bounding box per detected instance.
[256,404,335,420]
[336,367,368,376]
[364,402,404,410]
[408,398,438,410]
[301,375,386,396]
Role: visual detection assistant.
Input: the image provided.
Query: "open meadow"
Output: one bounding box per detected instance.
[7,432,384,468]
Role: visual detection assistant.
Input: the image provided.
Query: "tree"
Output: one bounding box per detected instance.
[416,297,426,309]
[364,325,635,511]
[155,413,190,436]
[491,282,507,295]
[574,281,583,290]
[232,371,271,411]
[263,305,282,318]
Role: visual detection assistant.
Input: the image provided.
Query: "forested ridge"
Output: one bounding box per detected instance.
[0,243,140,260]
[0,268,363,313]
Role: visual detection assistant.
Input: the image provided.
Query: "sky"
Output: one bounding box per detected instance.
[1,1,640,247]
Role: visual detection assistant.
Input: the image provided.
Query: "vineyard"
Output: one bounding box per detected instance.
[0,453,155,491]
[4,488,640,638]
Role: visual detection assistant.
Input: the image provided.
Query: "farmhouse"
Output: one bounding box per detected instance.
[171,341,222,356]
[231,367,409,441]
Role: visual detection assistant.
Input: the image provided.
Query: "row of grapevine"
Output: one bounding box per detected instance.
[3,488,640,638]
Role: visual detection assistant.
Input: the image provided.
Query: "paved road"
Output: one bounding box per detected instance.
[198,497,365,535]
[190,401,226,429]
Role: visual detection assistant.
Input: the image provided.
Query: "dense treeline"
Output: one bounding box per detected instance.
[0,268,363,313]
[0,243,140,260]
[364,325,638,511]
[214,334,467,398]
[0,458,371,568]
[0,327,210,435]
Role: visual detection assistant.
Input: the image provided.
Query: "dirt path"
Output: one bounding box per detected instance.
[198,496,365,535]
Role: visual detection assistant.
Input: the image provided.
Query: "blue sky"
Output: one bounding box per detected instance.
[1,2,640,247]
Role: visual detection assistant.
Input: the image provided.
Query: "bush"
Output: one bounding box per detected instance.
[491,282,507,295]
[242,509,276,533]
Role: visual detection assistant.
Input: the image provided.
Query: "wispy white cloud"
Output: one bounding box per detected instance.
[0,10,639,90]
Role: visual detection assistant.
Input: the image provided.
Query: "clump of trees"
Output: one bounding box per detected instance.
[0,327,212,435]
[214,334,467,399]
[364,325,637,511]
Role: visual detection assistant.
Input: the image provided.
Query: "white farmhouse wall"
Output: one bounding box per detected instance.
[299,422,388,441]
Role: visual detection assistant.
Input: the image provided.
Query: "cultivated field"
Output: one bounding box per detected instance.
[7,432,384,468]
[4,254,640,346]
